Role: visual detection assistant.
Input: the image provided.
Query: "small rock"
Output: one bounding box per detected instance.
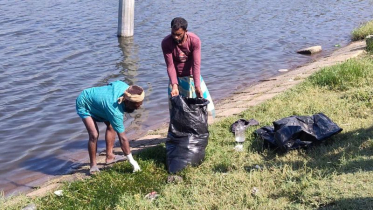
[22,203,37,210]
[251,187,259,196]
[54,190,63,196]
[297,46,322,54]
[254,165,262,170]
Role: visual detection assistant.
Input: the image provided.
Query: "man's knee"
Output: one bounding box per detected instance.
[88,132,99,142]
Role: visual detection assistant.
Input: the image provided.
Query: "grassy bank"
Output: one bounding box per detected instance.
[352,20,373,41]
[3,54,373,209]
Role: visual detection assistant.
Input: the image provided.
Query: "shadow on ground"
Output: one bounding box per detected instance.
[318,197,373,210]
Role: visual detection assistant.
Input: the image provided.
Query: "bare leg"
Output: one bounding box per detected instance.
[82,117,99,168]
[104,121,116,163]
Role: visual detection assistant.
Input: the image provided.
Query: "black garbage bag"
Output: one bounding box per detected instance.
[255,113,342,152]
[167,95,210,173]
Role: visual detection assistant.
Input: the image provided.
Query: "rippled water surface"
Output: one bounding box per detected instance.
[1,0,372,195]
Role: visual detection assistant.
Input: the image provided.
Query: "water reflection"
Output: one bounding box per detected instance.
[117,36,139,85]
[117,36,149,139]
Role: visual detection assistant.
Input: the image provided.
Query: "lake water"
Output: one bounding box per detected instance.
[1,0,372,196]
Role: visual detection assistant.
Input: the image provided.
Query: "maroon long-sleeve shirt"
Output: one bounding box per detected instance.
[161,32,201,88]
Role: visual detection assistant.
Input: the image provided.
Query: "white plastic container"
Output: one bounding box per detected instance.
[234,122,246,151]
[235,123,246,143]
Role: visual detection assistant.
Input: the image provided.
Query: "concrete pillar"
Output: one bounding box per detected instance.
[117,0,134,37]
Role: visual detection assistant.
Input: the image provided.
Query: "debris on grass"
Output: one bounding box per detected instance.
[144,191,159,201]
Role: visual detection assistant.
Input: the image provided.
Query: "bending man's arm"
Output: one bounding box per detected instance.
[117,132,141,172]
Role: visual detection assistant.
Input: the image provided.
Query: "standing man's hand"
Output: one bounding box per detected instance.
[171,84,179,97]
[195,87,203,98]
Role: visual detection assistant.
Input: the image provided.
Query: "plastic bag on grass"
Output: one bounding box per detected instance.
[167,95,210,173]
[230,118,259,133]
[255,113,342,152]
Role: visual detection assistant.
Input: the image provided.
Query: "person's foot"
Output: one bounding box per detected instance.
[89,165,100,175]
[106,155,126,165]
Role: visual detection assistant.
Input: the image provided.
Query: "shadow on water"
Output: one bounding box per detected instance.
[19,137,168,177]
[20,155,77,176]
[61,139,87,151]
[19,139,109,176]
[61,139,107,153]
[318,197,373,209]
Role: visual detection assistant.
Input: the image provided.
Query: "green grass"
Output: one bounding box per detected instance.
[308,57,373,91]
[352,20,373,41]
[3,55,373,209]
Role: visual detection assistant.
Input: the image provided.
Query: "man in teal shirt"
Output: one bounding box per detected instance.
[76,81,145,174]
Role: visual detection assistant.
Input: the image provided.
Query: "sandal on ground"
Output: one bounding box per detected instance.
[89,165,100,175]
[106,155,127,165]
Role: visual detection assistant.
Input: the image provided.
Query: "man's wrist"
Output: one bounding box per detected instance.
[126,153,135,163]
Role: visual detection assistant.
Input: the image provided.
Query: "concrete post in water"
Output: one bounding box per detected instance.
[117,0,134,37]
[366,35,373,53]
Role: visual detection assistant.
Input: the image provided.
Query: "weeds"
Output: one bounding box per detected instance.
[352,20,373,41]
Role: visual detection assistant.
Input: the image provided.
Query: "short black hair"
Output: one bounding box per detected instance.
[171,17,188,30]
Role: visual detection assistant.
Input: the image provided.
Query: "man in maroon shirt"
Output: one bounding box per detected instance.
[161,17,203,98]
[162,17,216,119]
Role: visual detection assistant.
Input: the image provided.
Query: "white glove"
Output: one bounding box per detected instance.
[127,153,141,172]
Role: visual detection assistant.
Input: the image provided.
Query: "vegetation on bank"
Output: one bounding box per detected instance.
[352,20,373,41]
[3,53,373,209]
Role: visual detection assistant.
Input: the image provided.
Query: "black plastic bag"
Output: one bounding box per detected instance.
[166,95,210,173]
[230,118,260,133]
[255,113,342,152]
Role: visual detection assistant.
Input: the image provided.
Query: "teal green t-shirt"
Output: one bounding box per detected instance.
[77,81,129,133]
